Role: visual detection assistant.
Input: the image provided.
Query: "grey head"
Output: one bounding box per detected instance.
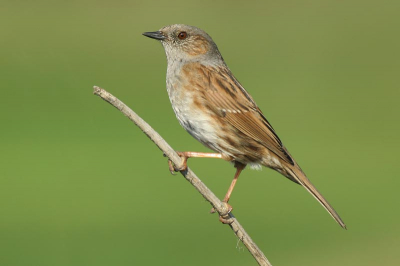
[143,24,225,66]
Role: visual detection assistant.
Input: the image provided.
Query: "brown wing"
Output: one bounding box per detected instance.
[201,66,294,165]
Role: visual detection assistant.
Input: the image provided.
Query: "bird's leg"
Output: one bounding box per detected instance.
[223,162,245,203]
[168,151,223,174]
[211,162,246,224]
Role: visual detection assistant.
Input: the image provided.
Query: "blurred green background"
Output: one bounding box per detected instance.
[1,0,399,265]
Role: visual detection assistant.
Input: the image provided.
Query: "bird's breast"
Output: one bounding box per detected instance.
[165,61,220,151]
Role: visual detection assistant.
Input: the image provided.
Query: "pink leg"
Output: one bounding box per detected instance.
[168,151,223,173]
[223,162,245,203]
[211,162,246,219]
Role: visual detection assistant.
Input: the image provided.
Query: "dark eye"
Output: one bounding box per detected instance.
[177,31,187,40]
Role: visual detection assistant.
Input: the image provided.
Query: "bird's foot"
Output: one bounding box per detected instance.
[210,202,233,224]
[166,151,188,174]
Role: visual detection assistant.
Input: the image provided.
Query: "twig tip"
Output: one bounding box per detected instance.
[93,86,102,95]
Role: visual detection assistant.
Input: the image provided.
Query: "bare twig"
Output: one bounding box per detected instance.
[93,86,272,266]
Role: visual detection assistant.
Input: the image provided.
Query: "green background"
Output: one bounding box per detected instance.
[1,0,399,265]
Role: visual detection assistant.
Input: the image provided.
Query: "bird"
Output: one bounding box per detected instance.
[142,24,346,229]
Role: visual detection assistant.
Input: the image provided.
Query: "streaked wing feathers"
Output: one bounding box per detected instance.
[202,66,294,165]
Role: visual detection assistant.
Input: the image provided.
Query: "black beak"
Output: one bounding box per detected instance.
[142,31,165,40]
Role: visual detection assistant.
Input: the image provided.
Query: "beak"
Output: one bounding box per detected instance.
[142,31,165,40]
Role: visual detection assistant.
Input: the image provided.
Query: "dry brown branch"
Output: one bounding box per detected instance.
[93,86,272,266]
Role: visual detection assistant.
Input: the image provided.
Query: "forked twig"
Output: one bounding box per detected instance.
[93,86,272,266]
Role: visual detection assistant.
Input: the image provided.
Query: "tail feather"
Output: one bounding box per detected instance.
[286,166,346,229]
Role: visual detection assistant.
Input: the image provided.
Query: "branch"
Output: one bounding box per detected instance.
[93,86,272,266]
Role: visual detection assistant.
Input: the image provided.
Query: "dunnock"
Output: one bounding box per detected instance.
[143,24,346,229]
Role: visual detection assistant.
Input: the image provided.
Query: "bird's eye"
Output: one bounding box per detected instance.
[177,31,187,40]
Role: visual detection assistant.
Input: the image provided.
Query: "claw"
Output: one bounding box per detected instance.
[210,202,233,224]
[175,152,188,171]
[168,159,177,175]
[219,215,234,224]
[166,151,188,174]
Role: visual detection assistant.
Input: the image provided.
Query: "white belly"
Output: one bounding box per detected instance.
[169,89,220,151]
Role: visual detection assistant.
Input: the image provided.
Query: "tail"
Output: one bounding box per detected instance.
[285,165,347,229]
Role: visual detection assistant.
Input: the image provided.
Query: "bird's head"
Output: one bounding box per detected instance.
[143,24,224,65]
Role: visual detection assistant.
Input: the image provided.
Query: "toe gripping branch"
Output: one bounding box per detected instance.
[217,202,234,224]
[165,152,188,174]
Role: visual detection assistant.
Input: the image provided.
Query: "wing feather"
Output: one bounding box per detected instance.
[203,66,294,165]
